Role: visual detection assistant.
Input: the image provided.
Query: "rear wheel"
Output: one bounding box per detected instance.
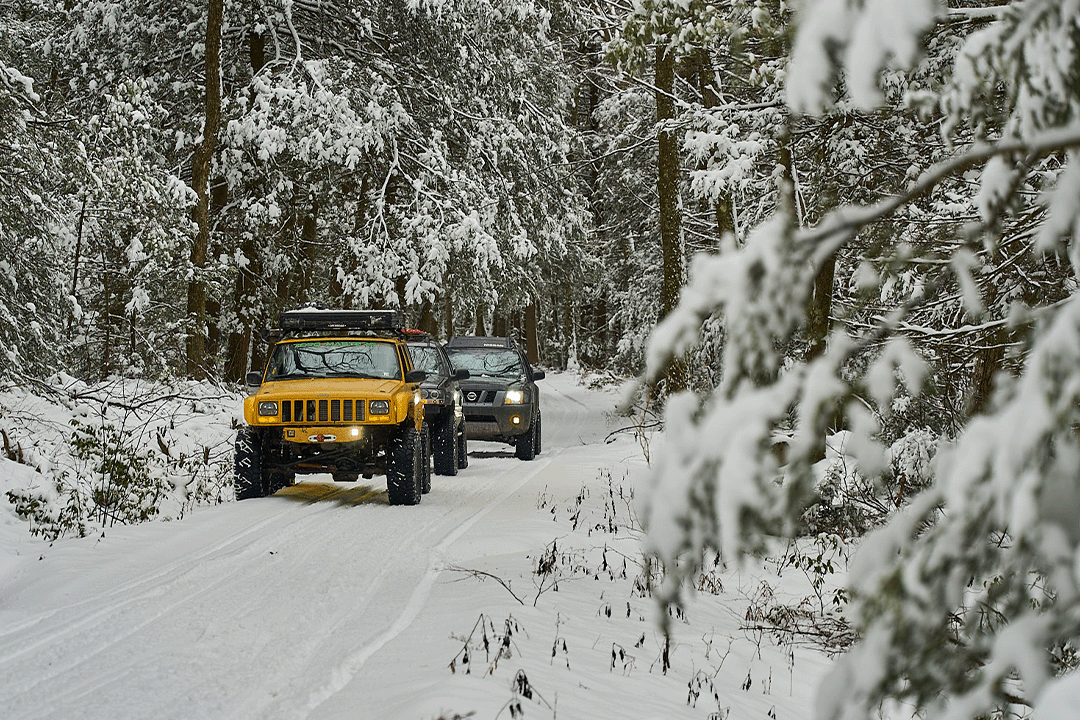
[433,414,458,476]
[456,420,469,469]
[234,428,265,500]
[266,471,295,495]
[387,425,423,506]
[420,422,432,494]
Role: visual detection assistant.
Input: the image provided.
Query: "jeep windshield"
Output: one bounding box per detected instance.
[445,348,522,379]
[266,340,402,381]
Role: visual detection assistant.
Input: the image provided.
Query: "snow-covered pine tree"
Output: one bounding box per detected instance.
[641,1,1080,717]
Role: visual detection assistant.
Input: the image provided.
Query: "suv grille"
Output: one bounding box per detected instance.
[462,390,497,404]
[281,399,366,423]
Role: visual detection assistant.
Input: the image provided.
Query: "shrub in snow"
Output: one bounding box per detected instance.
[2,378,238,540]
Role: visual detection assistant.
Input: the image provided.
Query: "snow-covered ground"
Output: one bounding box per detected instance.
[0,373,833,720]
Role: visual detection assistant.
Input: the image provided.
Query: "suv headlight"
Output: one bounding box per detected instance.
[369,399,390,415]
[423,389,442,401]
[257,401,279,416]
[504,389,525,405]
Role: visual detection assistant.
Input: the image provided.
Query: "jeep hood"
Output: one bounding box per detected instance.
[256,378,407,396]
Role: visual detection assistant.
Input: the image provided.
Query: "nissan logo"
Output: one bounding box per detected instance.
[466,391,479,402]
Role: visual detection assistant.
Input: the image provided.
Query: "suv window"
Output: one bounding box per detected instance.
[445,347,524,379]
[266,340,402,381]
[408,343,448,378]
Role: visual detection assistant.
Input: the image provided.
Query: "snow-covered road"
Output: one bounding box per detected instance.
[0,374,624,720]
[1,374,833,720]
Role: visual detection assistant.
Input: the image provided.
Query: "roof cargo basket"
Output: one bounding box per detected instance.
[446,336,514,349]
[278,309,403,332]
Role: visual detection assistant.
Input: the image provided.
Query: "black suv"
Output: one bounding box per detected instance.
[404,331,470,475]
[444,336,544,460]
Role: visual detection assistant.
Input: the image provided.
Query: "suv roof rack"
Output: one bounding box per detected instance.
[270,310,406,341]
[446,336,514,349]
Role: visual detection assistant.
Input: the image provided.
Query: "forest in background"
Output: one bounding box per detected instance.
[5,1,1080,718]
[4,0,1058,413]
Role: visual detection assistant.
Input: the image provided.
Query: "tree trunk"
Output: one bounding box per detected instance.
[444,291,454,340]
[418,301,437,335]
[223,232,258,382]
[805,254,835,362]
[186,0,224,379]
[656,44,687,392]
[525,303,539,366]
[298,199,318,305]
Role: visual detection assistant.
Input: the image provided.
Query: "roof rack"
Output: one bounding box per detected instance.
[446,336,514,349]
[265,310,405,341]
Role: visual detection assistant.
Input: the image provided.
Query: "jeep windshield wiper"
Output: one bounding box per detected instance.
[324,372,384,379]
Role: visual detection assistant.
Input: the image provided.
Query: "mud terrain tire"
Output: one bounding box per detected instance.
[514,410,537,461]
[387,425,423,505]
[420,422,432,494]
[266,471,295,495]
[234,428,266,500]
[432,415,458,476]
[534,411,542,456]
[456,423,469,469]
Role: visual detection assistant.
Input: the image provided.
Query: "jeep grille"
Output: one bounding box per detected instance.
[280,399,366,423]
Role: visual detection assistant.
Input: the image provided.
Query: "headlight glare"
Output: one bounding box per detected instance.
[504,389,524,405]
[257,401,279,416]
[369,400,390,415]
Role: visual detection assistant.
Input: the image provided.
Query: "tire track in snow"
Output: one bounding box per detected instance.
[0,499,363,698]
[299,451,561,717]
[0,502,298,646]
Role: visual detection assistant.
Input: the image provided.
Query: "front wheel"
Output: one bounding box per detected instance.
[533,410,542,456]
[387,425,423,506]
[234,427,265,500]
[514,410,537,461]
[433,414,458,476]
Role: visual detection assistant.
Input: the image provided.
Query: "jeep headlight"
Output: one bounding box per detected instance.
[258,401,279,416]
[504,389,525,405]
[369,399,390,415]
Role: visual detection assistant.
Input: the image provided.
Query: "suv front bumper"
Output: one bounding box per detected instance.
[462,403,533,441]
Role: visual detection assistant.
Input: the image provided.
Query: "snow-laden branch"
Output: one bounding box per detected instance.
[802,125,1080,270]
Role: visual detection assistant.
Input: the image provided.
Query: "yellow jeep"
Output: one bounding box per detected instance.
[234,310,429,505]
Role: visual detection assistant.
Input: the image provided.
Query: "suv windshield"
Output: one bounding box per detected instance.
[408,344,447,378]
[266,340,402,381]
[445,348,523,379]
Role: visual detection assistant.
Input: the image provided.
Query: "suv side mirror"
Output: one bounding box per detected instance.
[454,368,470,381]
[532,369,546,380]
[406,369,428,383]
[245,371,262,387]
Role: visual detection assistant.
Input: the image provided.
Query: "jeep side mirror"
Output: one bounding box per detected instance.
[454,368,470,381]
[532,369,546,380]
[245,371,262,386]
[406,369,428,383]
